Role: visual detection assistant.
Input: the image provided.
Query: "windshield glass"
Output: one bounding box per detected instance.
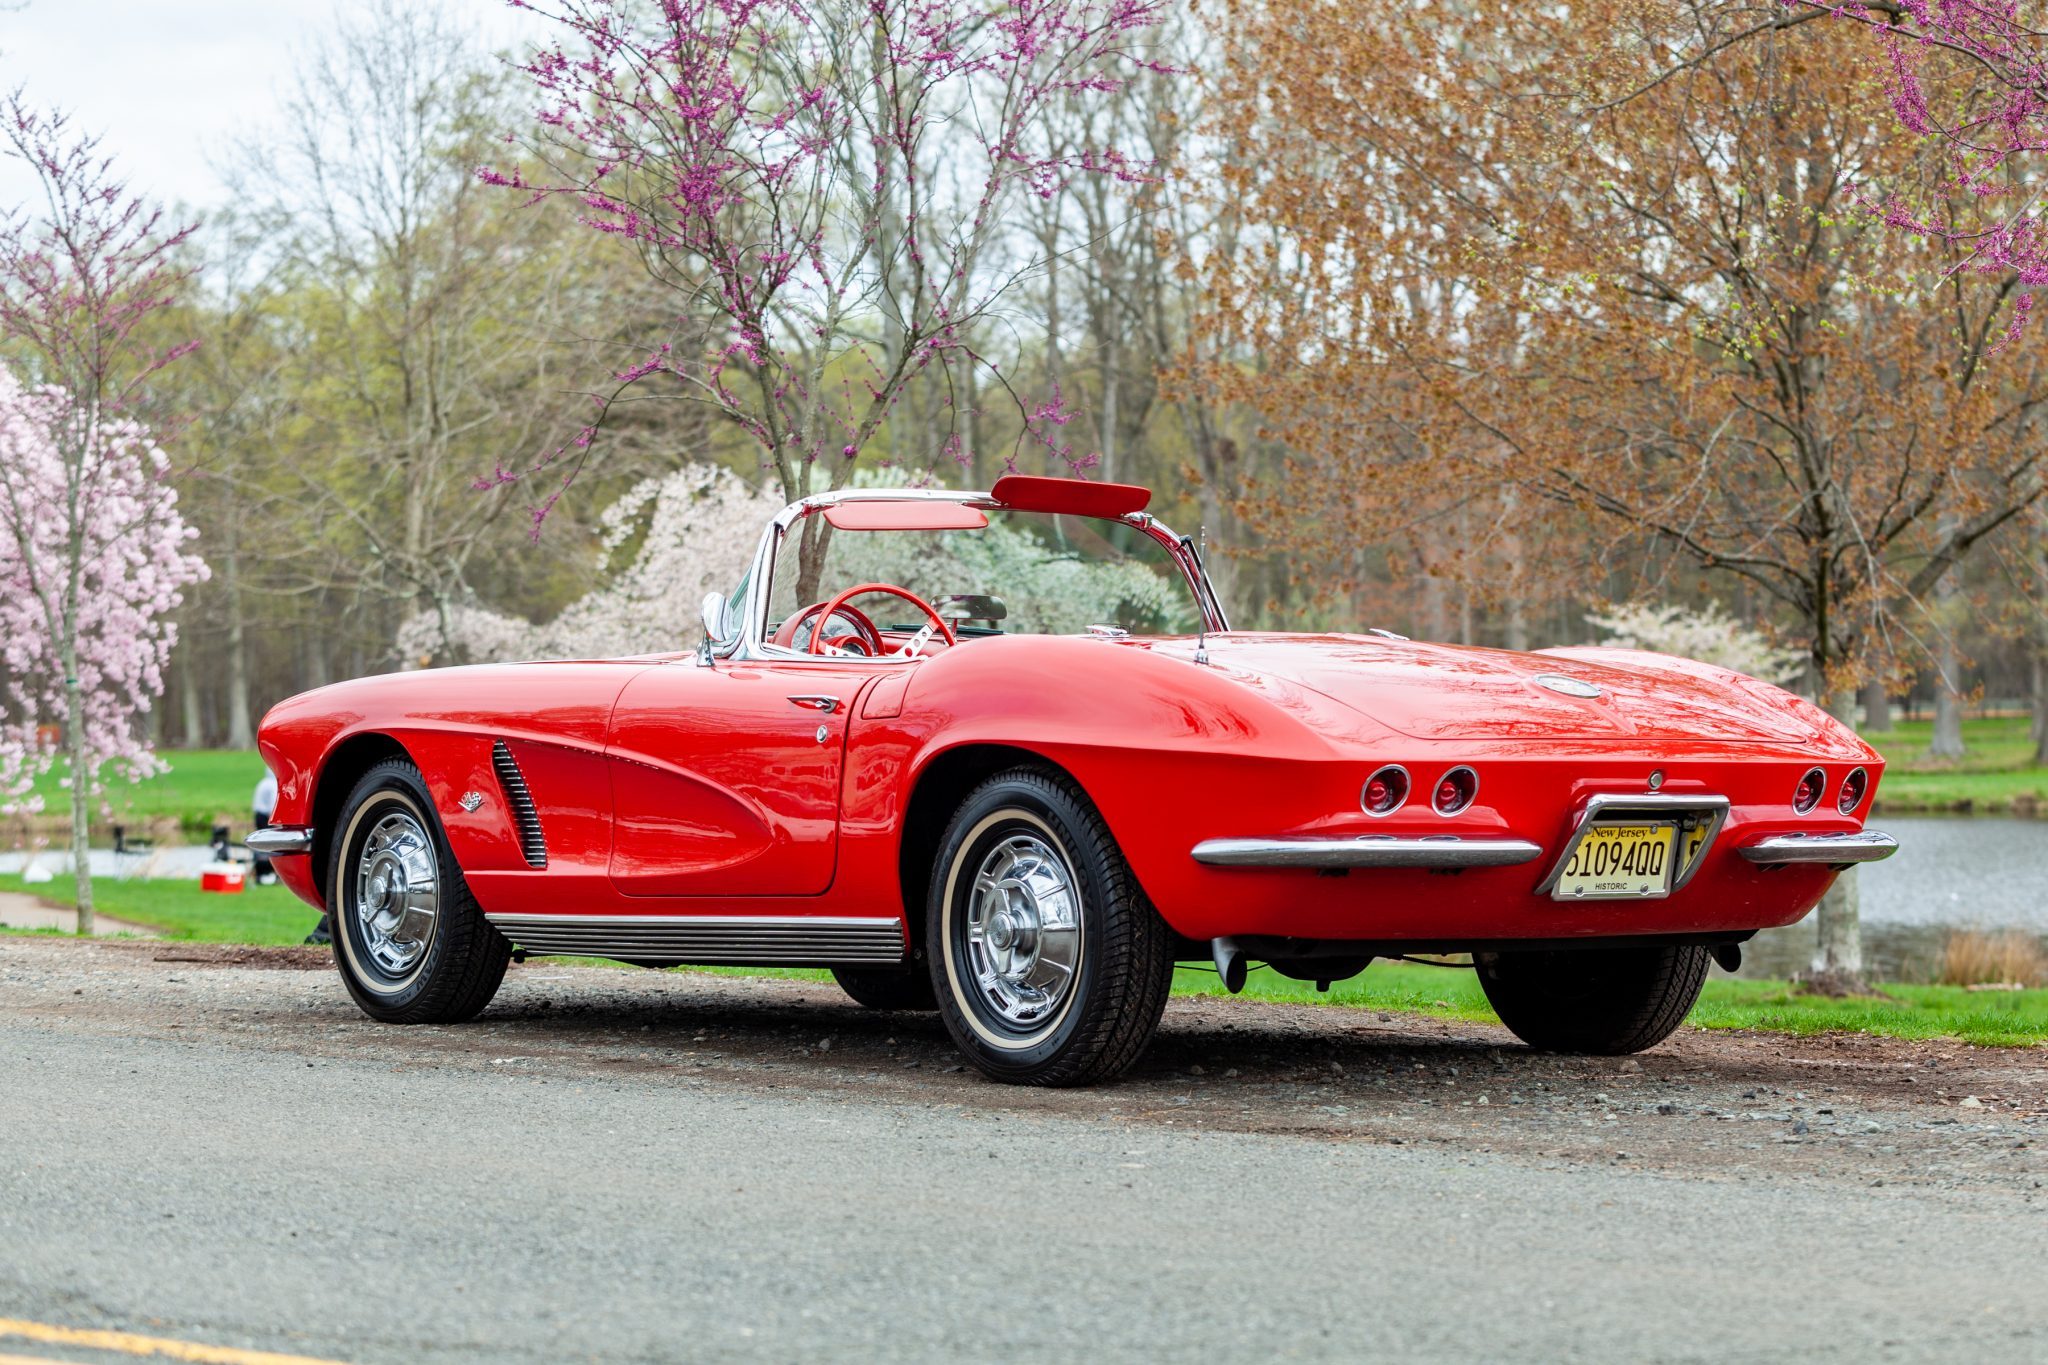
[763,507,1200,651]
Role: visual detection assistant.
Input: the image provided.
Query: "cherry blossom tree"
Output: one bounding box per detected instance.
[485,0,1174,599]
[397,463,779,663]
[0,94,204,931]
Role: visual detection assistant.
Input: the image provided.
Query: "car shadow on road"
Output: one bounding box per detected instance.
[470,972,1855,1118]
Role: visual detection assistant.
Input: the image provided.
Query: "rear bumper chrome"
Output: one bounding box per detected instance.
[1738,831,1899,866]
[1192,836,1544,869]
[246,826,316,856]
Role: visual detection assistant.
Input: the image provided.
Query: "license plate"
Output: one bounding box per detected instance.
[1551,821,1678,900]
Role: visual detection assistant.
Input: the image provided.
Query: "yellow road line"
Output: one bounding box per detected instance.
[0,1319,349,1365]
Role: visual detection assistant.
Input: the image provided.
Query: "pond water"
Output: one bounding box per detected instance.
[0,846,225,879]
[1738,816,2048,981]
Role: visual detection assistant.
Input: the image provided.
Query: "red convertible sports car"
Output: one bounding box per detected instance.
[252,475,1895,1085]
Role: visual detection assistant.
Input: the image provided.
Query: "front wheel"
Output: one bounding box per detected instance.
[328,758,511,1025]
[1474,943,1710,1055]
[928,767,1173,1086]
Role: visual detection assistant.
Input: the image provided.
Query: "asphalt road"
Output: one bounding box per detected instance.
[1,939,2044,1363]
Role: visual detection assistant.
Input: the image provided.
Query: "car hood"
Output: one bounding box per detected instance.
[1153,634,1827,746]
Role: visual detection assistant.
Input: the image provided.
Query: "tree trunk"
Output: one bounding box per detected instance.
[963,351,981,488]
[1808,690,1862,992]
[1504,595,1530,652]
[1810,868,1863,992]
[1929,543,1965,759]
[1933,626,1966,765]
[178,637,204,748]
[303,625,330,692]
[225,611,254,748]
[2034,530,2048,765]
[63,656,93,935]
[1860,679,1891,734]
[1193,479,1235,622]
[1098,334,1119,484]
[1930,650,1965,759]
[1500,489,1529,651]
[223,527,254,749]
[2033,642,2047,766]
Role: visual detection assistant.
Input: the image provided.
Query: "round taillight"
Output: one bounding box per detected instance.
[1793,767,1825,814]
[1838,766,1868,814]
[1433,766,1478,816]
[1362,765,1410,816]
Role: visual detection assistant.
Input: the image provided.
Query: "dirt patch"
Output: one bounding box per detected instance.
[145,943,333,970]
[3,935,331,969]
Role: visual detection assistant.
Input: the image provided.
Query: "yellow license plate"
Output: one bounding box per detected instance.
[1552,821,1678,900]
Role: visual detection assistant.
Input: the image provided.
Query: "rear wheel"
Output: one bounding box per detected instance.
[831,967,937,1011]
[328,758,511,1025]
[1474,943,1710,1054]
[928,767,1173,1086]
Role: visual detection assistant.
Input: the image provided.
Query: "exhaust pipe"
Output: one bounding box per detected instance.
[1211,936,1248,994]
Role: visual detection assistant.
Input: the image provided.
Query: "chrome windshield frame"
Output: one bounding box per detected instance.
[712,485,1228,663]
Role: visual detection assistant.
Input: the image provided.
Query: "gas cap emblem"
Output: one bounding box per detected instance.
[1533,673,1603,700]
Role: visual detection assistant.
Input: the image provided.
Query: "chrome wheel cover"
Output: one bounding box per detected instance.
[352,810,440,979]
[964,833,1082,1029]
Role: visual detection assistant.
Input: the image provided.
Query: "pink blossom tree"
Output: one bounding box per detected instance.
[486,0,1172,597]
[1768,2,2048,335]
[0,93,206,931]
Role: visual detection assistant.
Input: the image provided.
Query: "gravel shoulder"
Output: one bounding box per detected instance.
[13,937,2042,1186]
[2,937,2044,1363]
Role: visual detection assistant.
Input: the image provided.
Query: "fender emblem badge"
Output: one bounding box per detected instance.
[459,791,485,813]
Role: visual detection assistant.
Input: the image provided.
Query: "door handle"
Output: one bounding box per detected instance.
[787,694,841,713]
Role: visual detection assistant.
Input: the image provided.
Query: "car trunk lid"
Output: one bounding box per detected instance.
[1169,634,1822,745]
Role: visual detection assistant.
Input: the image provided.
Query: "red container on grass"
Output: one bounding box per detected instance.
[200,863,246,894]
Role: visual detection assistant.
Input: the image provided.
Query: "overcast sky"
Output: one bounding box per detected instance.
[0,0,545,211]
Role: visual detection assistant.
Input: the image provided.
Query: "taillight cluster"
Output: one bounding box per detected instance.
[1433,766,1478,815]
[1362,764,1478,817]
[1794,766,1870,815]
[1362,765,1410,817]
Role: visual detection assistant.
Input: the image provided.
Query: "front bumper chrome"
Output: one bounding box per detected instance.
[1738,830,1899,866]
[1192,835,1544,870]
[246,826,316,856]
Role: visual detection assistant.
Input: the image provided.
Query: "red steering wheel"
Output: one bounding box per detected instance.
[806,583,956,656]
[772,599,882,656]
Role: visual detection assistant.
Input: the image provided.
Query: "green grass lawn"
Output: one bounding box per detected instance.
[26,749,269,839]
[0,873,315,944]
[5,873,2041,1046]
[1868,714,2047,813]
[1173,963,2048,1046]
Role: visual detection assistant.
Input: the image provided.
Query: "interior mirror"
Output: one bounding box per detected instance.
[700,591,735,645]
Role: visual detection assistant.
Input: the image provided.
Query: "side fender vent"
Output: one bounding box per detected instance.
[492,740,548,869]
